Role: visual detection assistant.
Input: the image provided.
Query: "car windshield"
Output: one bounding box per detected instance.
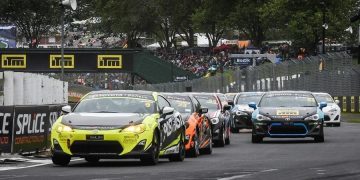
[259,93,317,107]
[166,97,193,114]
[236,94,263,105]
[313,94,334,103]
[74,94,156,113]
[226,94,236,101]
[194,95,219,110]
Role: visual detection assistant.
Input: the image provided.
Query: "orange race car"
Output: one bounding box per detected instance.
[164,93,213,157]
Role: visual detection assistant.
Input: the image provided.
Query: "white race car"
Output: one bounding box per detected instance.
[313,92,341,127]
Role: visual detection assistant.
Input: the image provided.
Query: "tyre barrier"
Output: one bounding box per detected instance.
[0,104,64,154]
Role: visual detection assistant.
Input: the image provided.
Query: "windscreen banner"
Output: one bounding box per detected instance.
[0,25,16,48]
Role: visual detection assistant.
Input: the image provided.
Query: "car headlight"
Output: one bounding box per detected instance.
[122,124,146,133]
[328,108,337,112]
[211,118,220,124]
[256,114,271,121]
[56,124,73,133]
[304,114,319,121]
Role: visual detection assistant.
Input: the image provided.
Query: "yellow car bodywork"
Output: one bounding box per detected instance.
[50,91,184,160]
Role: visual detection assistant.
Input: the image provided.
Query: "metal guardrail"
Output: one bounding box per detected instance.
[134,52,359,97]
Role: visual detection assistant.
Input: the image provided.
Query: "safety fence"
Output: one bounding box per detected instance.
[0,104,64,154]
[134,52,360,112]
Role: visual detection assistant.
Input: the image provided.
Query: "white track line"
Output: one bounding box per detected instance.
[0,159,83,171]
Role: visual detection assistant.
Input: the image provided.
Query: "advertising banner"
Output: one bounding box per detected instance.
[231,58,253,67]
[0,106,14,153]
[0,25,16,48]
[13,106,49,153]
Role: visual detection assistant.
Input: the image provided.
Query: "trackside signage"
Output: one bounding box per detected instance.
[0,106,14,153]
[13,106,49,153]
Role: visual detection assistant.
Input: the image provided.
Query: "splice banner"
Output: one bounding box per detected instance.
[13,106,49,153]
[0,106,14,153]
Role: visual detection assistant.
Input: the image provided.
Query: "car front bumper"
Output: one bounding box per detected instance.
[252,120,323,138]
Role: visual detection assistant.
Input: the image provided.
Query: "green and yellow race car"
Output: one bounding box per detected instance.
[51,90,186,166]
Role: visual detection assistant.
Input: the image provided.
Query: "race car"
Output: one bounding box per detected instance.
[51,90,186,166]
[230,92,264,132]
[250,91,327,143]
[313,92,341,127]
[164,93,213,157]
[192,93,231,147]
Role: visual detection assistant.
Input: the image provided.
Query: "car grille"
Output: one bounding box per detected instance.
[70,141,123,155]
[269,123,307,135]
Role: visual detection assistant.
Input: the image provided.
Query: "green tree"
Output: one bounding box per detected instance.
[0,0,60,48]
[95,0,157,48]
[192,0,236,48]
[230,0,269,47]
[261,0,357,54]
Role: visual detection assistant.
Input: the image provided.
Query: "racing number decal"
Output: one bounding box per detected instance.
[159,116,182,148]
[162,116,182,137]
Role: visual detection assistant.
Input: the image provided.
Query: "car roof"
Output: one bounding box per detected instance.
[88,90,155,95]
[265,91,312,94]
[312,92,331,95]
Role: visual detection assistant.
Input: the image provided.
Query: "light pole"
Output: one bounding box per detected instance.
[321,1,326,54]
[59,0,77,103]
[60,5,65,82]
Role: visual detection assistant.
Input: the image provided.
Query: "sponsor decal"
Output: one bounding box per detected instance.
[276,110,299,116]
[49,54,75,68]
[162,117,182,137]
[97,55,122,69]
[1,54,26,68]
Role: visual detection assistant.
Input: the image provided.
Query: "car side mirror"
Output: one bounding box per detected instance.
[61,105,72,114]
[161,106,174,116]
[248,102,257,110]
[319,102,327,110]
[228,100,234,106]
[335,100,340,104]
[223,105,231,111]
[199,107,208,114]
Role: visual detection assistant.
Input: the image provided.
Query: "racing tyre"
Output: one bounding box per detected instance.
[230,127,239,133]
[215,126,226,147]
[225,127,230,145]
[251,134,263,143]
[335,123,341,127]
[314,125,325,143]
[52,154,71,166]
[169,132,186,162]
[85,156,99,163]
[201,137,212,155]
[140,131,159,165]
[187,132,200,158]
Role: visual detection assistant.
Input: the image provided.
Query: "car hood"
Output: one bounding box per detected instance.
[233,104,254,114]
[322,103,339,112]
[258,107,317,120]
[61,113,148,129]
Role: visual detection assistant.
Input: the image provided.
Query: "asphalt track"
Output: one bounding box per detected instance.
[1,123,360,180]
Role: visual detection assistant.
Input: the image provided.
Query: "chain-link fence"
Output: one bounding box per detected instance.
[134,52,360,96]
